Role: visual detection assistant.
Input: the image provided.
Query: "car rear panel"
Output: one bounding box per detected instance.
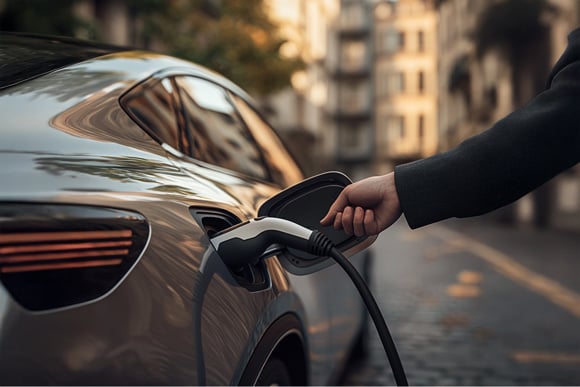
[0,53,285,384]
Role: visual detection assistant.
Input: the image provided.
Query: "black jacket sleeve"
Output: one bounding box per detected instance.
[395,28,580,229]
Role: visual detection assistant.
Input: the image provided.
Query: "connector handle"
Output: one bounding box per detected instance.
[210,217,314,267]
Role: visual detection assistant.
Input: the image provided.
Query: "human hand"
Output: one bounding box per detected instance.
[320,172,402,236]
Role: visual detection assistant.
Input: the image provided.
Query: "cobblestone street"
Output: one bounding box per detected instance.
[341,216,580,386]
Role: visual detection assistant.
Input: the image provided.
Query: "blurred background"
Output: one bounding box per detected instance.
[2,1,580,385]
[2,0,577,233]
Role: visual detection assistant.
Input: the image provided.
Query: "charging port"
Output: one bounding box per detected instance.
[190,208,270,292]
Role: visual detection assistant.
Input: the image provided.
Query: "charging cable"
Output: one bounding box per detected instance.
[210,217,408,386]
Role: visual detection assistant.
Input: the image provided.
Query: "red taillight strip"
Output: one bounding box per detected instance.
[0,230,133,244]
[0,248,129,264]
[0,240,132,255]
[0,259,123,273]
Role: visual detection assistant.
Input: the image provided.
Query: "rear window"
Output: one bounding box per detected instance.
[0,33,122,90]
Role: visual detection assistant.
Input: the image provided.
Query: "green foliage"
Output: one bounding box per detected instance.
[0,0,89,37]
[0,0,303,96]
[134,0,303,95]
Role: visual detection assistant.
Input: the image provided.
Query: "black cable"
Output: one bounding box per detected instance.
[326,244,408,386]
[211,219,408,385]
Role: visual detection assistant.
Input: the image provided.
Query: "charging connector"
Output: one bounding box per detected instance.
[210,217,408,386]
[211,217,319,267]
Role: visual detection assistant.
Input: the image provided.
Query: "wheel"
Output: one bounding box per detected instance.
[256,357,292,386]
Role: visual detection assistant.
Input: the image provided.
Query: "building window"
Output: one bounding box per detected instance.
[378,71,405,97]
[341,41,366,72]
[341,88,357,111]
[339,124,370,156]
[398,31,405,51]
[341,2,364,30]
[418,30,424,51]
[418,114,425,140]
[341,127,361,149]
[379,28,404,54]
[340,81,368,113]
[418,71,425,93]
[398,72,405,93]
[389,72,405,94]
[387,115,405,141]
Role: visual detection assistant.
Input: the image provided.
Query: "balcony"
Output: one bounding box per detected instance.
[336,124,373,163]
[338,2,370,37]
[330,84,372,120]
[332,40,371,78]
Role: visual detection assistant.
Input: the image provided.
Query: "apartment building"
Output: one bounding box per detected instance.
[265,0,341,176]
[328,0,374,179]
[373,0,438,174]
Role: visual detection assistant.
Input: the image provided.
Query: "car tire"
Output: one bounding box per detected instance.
[256,357,292,386]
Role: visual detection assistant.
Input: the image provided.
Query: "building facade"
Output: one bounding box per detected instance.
[372,0,439,174]
[265,0,341,176]
[328,0,374,179]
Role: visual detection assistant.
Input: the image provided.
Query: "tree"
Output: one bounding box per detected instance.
[130,0,304,96]
[0,0,90,37]
[0,0,302,96]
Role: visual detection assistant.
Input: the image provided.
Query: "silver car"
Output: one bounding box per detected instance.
[0,32,371,385]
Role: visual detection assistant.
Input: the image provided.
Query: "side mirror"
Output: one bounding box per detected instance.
[258,171,376,275]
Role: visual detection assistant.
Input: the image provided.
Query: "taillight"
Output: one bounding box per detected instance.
[0,204,149,311]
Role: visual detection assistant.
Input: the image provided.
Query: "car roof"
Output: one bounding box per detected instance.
[0,31,252,101]
[0,32,128,90]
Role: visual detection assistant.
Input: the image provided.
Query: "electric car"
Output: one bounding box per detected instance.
[0,32,372,385]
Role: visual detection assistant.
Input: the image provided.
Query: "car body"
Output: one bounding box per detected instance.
[0,32,369,385]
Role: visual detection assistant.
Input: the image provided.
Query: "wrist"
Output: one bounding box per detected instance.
[385,172,401,210]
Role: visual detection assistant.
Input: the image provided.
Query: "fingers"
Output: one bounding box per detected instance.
[364,209,377,235]
[333,211,343,231]
[320,189,350,226]
[339,207,378,236]
[342,206,354,235]
[335,206,370,236]
[319,184,380,236]
[353,206,365,237]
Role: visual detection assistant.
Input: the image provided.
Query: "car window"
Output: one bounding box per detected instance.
[231,95,303,187]
[122,78,185,151]
[175,76,269,181]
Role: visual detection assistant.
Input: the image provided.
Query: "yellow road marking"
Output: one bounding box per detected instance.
[430,227,580,319]
[447,283,481,298]
[423,240,465,260]
[513,351,580,364]
[458,270,484,284]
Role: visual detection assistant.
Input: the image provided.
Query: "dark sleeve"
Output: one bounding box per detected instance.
[395,29,580,229]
